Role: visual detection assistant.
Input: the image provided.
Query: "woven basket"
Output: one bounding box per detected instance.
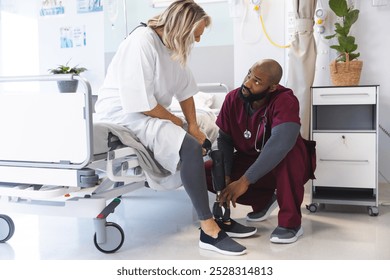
[330,54,363,86]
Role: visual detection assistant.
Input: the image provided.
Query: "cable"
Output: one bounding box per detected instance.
[378,124,390,206]
[241,0,290,47]
[240,0,262,44]
[122,0,128,37]
[259,14,291,49]
[379,124,390,138]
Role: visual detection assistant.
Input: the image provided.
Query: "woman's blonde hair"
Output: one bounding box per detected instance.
[148,0,211,66]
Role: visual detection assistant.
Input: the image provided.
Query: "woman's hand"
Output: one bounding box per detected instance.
[187,123,206,144]
[143,104,184,127]
[179,96,206,142]
[187,123,207,154]
[171,115,184,127]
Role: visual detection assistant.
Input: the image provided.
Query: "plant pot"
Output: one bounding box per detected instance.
[330,59,363,86]
[57,80,79,93]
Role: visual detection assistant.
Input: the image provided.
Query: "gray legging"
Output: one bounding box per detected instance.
[179,133,213,221]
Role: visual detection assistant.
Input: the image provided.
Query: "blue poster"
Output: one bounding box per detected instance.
[77,0,103,13]
[60,25,86,48]
[40,0,65,16]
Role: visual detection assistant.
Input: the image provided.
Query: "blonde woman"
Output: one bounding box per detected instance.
[95,0,256,256]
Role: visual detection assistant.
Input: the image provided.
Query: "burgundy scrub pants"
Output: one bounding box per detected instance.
[205,138,316,229]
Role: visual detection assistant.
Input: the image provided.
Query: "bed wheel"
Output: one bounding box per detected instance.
[93,222,124,253]
[0,214,15,243]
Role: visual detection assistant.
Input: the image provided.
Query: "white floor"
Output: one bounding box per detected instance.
[1,183,390,261]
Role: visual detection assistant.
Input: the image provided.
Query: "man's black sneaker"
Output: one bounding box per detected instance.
[199,229,247,256]
[215,218,257,238]
[246,193,278,222]
[270,226,303,244]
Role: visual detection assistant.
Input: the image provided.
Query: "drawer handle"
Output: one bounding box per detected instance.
[320,159,369,163]
[319,93,370,97]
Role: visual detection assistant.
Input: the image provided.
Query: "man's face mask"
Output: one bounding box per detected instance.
[239,84,270,104]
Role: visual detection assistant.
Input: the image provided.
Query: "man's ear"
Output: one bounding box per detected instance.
[269,84,278,92]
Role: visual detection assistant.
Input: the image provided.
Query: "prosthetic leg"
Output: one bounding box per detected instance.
[202,139,231,222]
[203,140,257,238]
[210,150,231,222]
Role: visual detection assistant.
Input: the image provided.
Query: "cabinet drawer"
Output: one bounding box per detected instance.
[313,132,376,188]
[312,87,376,105]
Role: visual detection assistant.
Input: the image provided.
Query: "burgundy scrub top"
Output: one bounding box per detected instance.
[216,85,301,161]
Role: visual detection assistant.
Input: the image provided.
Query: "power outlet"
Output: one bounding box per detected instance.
[372,0,388,6]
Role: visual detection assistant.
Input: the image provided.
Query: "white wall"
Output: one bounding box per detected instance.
[231,0,390,182]
[314,0,390,182]
[355,1,390,183]
[2,0,390,182]
[232,0,289,87]
[0,0,105,94]
[37,1,105,94]
[0,0,39,76]
[104,0,235,88]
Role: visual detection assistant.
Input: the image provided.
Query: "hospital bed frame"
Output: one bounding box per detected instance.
[0,74,147,253]
[0,75,229,254]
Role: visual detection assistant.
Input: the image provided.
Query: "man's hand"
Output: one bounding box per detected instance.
[219,176,250,208]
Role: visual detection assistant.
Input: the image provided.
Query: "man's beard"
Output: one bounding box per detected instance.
[239,85,270,104]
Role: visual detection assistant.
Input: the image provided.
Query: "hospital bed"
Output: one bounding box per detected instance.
[0,75,228,253]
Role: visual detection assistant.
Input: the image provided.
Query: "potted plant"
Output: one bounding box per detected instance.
[48,61,87,92]
[325,0,362,86]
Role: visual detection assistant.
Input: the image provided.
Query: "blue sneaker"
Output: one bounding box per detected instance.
[199,229,247,256]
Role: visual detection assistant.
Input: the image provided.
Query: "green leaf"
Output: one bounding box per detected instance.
[326,0,360,59]
[345,9,359,26]
[348,43,358,53]
[337,52,360,62]
[338,36,357,53]
[325,34,336,39]
[329,0,348,17]
[48,62,87,74]
[330,45,345,53]
[334,22,349,37]
[349,52,360,60]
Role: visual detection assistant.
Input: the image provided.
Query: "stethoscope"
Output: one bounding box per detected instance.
[243,104,268,153]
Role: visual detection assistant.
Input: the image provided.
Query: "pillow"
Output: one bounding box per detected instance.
[194,91,215,108]
[170,91,215,110]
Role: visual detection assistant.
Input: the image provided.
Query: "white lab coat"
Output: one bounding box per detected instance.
[95,26,198,175]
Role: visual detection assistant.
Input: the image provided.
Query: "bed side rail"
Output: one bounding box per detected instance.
[197,82,229,93]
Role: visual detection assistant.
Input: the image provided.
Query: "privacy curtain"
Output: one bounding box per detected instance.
[286,0,317,139]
